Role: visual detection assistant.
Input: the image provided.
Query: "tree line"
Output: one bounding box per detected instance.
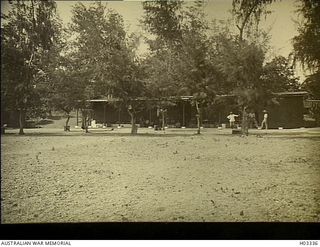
[1,0,319,135]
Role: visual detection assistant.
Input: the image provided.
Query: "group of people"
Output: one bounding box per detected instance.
[227,109,268,130]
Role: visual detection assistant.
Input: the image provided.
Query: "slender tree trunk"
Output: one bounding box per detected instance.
[19,109,25,135]
[129,112,137,135]
[81,110,89,133]
[85,115,89,133]
[241,106,249,136]
[128,106,137,135]
[239,27,244,42]
[65,113,70,131]
[196,116,201,134]
[161,111,165,131]
[131,115,137,135]
[195,101,201,135]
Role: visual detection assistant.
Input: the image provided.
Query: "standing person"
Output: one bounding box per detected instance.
[227,112,238,129]
[260,110,268,130]
[248,111,258,129]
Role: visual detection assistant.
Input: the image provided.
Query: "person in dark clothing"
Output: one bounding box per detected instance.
[248,111,258,129]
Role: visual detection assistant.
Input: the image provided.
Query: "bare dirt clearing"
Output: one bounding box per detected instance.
[1,128,320,223]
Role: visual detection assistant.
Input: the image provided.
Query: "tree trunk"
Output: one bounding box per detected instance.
[161,111,165,131]
[241,106,249,136]
[239,26,244,42]
[130,113,137,135]
[196,116,201,134]
[65,114,70,131]
[19,109,25,135]
[85,115,89,133]
[128,108,137,135]
[195,101,201,135]
[81,110,89,133]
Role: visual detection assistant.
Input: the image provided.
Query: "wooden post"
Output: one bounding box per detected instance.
[195,100,201,134]
[182,102,185,127]
[149,109,152,124]
[103,103,106,126]
[76,108,79,126]
[162,110,165,130]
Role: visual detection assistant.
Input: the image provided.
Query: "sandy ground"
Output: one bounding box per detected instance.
[1,124,320,223]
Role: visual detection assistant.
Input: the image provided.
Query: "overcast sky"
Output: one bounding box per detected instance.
[55,0,299,56]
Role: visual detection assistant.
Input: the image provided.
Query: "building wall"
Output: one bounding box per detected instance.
[91,101,196,127]
[91,102,130,125]
[266,96,305,129]
[91,94,306,129]
[1,110,21,128]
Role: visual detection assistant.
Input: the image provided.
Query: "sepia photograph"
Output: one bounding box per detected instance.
[1,0,319,229]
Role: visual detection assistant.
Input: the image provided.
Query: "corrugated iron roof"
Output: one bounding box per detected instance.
[87,91,308,102]
[273,91,308,96]
[88,96,194,102]
[304,99,320,108]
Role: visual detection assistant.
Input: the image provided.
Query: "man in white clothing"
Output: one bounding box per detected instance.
[260,110,268,130]
[227,112,238,129]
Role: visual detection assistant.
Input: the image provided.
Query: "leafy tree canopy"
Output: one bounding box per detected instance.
[292,0,320,100]
[1,0,62,133]
[232,0,274,41]
[142,0,183,49]
[293,0,320,72]
[262,56,301,92]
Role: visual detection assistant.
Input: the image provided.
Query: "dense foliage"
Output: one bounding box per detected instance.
[1,0,61,134]
[293,0,320,101]
[2,0,314,134]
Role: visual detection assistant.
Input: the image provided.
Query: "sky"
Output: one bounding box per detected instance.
[1,0,305,80]
[54,0,300,56]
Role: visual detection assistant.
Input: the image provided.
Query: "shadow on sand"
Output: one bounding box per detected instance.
[46,116,63,120]
[3,128,320,139]
[36,119,54,125]
[2,130,198,138]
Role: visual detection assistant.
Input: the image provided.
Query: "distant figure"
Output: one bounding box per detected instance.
[260,110,268,130]
[145,119,150,127]
[227,112,238,129]
[139,117,145,127]
[248,111,258,129]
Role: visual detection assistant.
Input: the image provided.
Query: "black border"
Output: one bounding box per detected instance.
[0,223,320,240]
